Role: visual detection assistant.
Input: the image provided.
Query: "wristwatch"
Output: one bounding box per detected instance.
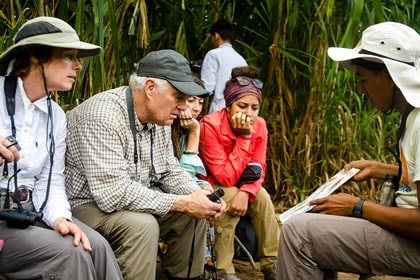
[352,198,365,218]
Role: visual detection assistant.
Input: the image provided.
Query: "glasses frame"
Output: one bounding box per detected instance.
[235,76,263,89]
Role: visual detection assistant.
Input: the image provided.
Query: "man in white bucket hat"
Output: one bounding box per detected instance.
[0,16,122,279]
[276,22,420,279]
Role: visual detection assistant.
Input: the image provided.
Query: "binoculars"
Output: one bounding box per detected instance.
[0,209,41,229]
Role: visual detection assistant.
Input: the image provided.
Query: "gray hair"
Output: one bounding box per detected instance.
[129,73,169,93]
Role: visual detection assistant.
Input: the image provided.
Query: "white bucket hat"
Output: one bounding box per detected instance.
[0,16,102,75]
[328,22,420,108]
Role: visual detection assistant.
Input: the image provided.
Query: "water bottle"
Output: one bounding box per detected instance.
[377,174,399,206]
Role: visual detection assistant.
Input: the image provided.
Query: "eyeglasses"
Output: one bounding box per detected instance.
[235,76,263,89]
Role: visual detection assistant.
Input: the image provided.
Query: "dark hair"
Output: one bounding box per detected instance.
[351,58,387,75]
[12,46,54,77]
[209,19,234,41]
[171,77,207,159]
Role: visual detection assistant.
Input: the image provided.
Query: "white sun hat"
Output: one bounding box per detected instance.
[0,16,102,75]
[328,22,420,108]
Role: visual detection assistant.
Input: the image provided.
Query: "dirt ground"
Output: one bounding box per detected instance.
[156,258,419,279]
[233,259,419,280]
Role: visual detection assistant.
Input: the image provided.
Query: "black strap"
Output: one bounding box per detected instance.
[3,75,50,216]
[125,87,138,170]
[5,76,17,116]
[4,76,21,211]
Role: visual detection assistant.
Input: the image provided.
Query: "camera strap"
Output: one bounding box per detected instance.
[3,75,50,217]
[125,87,138,173]
[4,76,21,211]
[5,76,17,136]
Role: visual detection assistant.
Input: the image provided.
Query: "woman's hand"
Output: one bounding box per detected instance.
[179,108,199,132]
[53,217,92,252]
[230,112,253,137]
[227,191,249,216]
[0,136,20,165]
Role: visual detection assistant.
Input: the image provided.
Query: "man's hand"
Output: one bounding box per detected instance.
[344,160,398,181]
[172,189,226,219]
[309,193,359,216]
[53,217,92,252]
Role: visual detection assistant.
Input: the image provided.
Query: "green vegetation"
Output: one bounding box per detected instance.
[1,0,418,211]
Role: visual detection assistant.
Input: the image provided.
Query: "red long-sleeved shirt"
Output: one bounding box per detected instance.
[198,109,267,202]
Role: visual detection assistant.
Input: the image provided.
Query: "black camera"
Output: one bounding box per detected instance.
[0,209,41,229]
[207,189,225,204]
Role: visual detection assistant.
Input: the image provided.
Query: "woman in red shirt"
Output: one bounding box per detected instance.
[199,66,279,280]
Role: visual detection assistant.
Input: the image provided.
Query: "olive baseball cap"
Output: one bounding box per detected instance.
[136,49,208,97]
[0,16,101,75]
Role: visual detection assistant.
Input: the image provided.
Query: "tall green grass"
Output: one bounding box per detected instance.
[0,0,418,211]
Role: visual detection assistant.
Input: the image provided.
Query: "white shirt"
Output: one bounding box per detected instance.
[201,43,247,113]
[0,76,71,227]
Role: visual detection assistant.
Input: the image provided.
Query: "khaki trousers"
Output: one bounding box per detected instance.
[73,203,206,280]
[0,218,122,280]
[213,186,280,274]
[277,213,420,280]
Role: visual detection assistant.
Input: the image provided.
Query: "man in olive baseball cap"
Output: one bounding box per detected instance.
[65,49,224,279]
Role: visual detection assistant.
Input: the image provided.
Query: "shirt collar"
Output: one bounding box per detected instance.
[219,43,233,48]
[16,77,49,114]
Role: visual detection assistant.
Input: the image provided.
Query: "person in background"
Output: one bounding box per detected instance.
[276,22,420,279]
[199,66,279,280]
[0,16,122,279]
[65,49,226,280]
[201,19,247,114]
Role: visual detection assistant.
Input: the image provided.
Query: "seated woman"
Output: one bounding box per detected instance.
[198,66,279,280]
[171,77,217,276]
[0,16,122,279]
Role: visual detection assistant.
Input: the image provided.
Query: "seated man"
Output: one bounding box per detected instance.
[65,49,226,280]
[276,22,420,279]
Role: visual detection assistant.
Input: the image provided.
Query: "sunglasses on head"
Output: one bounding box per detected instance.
[235,76,263,89]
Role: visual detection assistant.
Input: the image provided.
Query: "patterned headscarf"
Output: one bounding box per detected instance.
[224,77,263,107]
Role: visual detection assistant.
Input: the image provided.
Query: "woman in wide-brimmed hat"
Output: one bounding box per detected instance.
[277,22,420,279]
[0,16,122,279]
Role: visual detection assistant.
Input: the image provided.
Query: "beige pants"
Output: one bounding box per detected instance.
[213,186,280,274]
[73,203,207,280]
[277,213,420,279]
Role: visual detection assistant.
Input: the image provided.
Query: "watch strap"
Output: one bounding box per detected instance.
[352,198,365,218]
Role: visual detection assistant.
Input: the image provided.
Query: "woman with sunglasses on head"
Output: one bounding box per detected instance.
[0,17,122,279]
[199,66,279,280]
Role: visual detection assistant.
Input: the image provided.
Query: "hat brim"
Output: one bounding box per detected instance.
[167,80,209,97]
[328,47,420,108]
[0,40,101,75]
